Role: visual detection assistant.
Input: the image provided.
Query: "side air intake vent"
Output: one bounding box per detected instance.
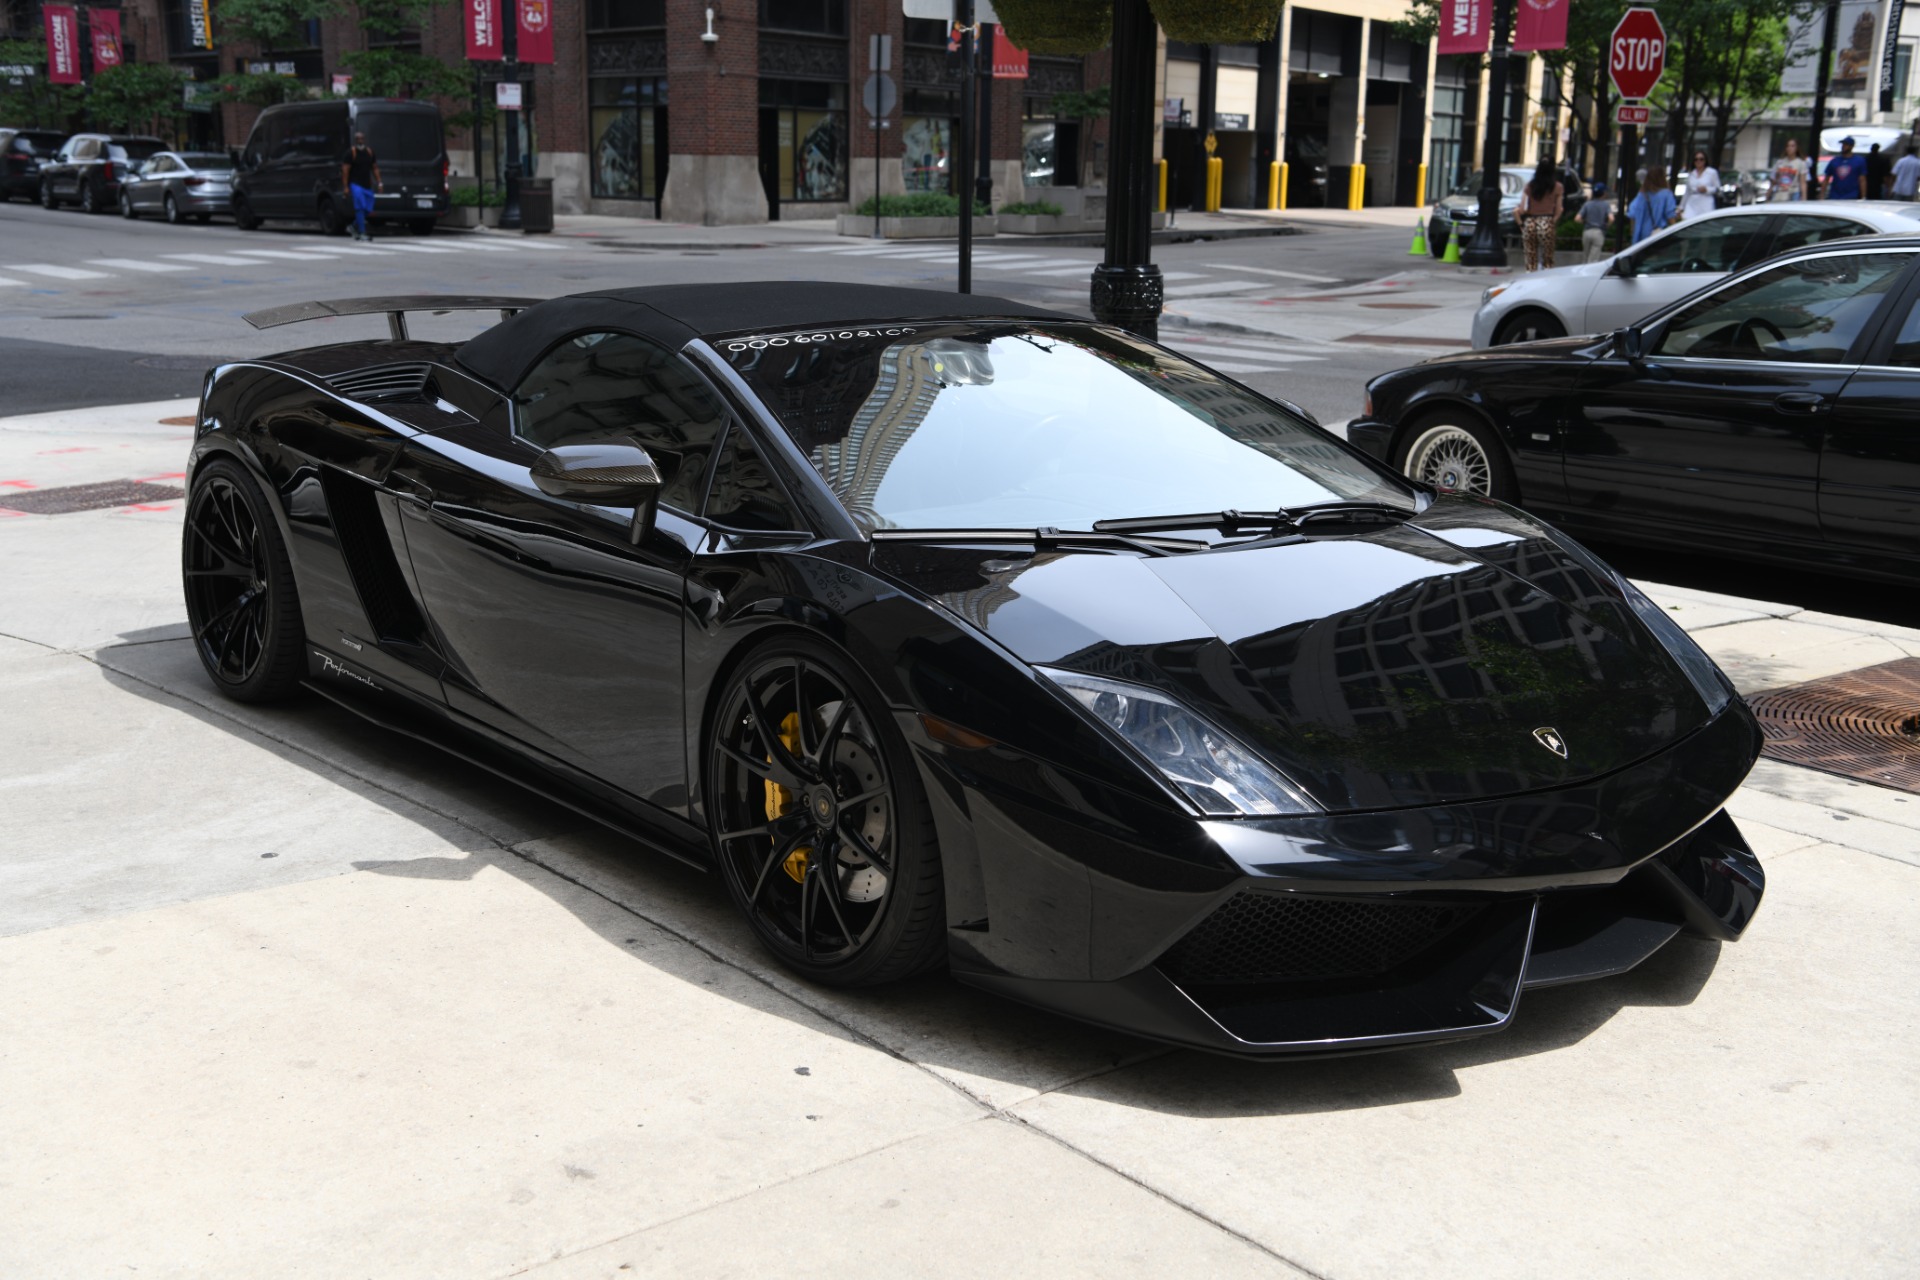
[1158,891,1484,985]
[326,363,435,403]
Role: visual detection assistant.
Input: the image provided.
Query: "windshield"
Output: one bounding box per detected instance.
[356,110,442,161]
[108,140,163,162]
[180,152,233,171]
[1448,170,1526,197]
[721,321,1408,532]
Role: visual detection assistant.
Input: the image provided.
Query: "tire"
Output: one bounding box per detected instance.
[232,195,260,230]
[79,179,99,214]
[317,195,345,236]
[41,180,58,209]
[120,190,137,219]
[1492,309,1568,346]
[164,192,182,225]
[1396,412,1519,503]
[706,637,946,987]
[182,459,307,703]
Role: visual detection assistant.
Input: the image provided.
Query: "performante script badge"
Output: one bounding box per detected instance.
[1533,726,1569,759]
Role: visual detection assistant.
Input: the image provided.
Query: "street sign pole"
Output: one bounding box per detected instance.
[1607,10,1667,252]
[956,0,974,294]
[868,34,892,239]
[500,6,523,231]
[1809,0,1839,197]
[1460,0,1516,267]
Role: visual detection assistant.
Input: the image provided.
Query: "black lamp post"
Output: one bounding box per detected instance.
[1459,0,1515,267]
[498,6,523,230]
[1090,0,1163,339]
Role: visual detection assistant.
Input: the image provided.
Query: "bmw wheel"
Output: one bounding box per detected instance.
[182,459,307,702]
[1493,309,1567,346]
[707,640,945,987]
[1397,415,1517,502]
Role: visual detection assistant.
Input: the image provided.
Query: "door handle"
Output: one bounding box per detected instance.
[1772,392,1828,414]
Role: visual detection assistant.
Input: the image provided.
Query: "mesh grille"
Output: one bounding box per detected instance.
[326,363,434,402]
[1158,891,1484,985]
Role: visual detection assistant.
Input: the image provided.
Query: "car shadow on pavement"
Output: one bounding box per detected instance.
[92,638,1725,1117]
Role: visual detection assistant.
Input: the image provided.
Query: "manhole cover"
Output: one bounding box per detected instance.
[0,480,185,515]
[1748,657,1920,793]
[134,355,223,370]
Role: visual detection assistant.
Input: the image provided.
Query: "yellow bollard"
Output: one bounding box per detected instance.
[1267,161,1281,211]
[1157,157,1168,212]
[1348,163,1366,211]
[1277,161,1288,210]
[1206,157,1224,212]
[1415,162,1428,204]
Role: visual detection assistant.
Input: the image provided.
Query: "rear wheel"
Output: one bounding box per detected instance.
[1397,413,1518,502]
[1493,309,1567,346]
[164,192,183,225]
[707,639,945,987]
[120,189,136,218]
[79,179,99,214]
[317,195,345,236]
[39,180,57,209]
[182,459,307,703]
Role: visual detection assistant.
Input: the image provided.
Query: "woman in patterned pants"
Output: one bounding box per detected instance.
[1518,158,1564,271]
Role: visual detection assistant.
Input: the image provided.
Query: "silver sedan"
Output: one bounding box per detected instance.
[1470,201,1920,348]
[119,151,234,224]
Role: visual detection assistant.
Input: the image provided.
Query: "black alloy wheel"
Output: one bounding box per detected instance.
[182,460,306,702]
[79,178,99,214]
[707,641,945,987]
[1493,309,1568,346]
[317,195,345,236]
[164,192,183,224]
[232,195,260,230]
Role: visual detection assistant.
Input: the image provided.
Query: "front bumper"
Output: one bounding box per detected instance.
[948,701,1765,1057]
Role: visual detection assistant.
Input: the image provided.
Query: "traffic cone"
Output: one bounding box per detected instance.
[1441,227,1462,264]
[1409,217,1427,256]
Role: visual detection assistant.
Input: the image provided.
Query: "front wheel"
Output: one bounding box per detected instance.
[1492,309,1568,346]
[164,193,183,225]
[79,179,99,214]
[707,640,945,987]
[232,195,260,230]
[120,190,137,219]
[182,459,307,702]
[317,195,345,236]
[1397,414,1519,503]
[39,180,57,209]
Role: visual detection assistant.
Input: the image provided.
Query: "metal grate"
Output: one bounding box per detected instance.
[0,480,184,514]
[1749,658,1920,794]
[326,363,435,402]
[1158,891,1484,985]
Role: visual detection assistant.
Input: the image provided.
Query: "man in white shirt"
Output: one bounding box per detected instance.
[1893,146,1920,201]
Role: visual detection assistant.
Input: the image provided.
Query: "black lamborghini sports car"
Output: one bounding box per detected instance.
[182,283,1766,1057]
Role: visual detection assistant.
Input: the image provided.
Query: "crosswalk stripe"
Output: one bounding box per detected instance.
[298,244,397,256]
[1164,279,1271,297]
[0,275,26,287]
[1204,263,1338,282]
[87,258,194,273]
[1195,358,1314,373]
[1026,264,1098,276]
[448,240,524,252]
[369,242,463,253]
[6,264,112,280]
[163,253,266,266]
[228,249,340,261]
[798,244,855,252]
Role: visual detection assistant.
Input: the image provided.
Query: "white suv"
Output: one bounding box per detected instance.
[1471,201,1920,348]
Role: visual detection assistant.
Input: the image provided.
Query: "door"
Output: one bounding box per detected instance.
[133,155,171,211]
[1565,247,1917,549]
[388,330,732,815]
[757,109,781,221]
[1581,214,1774,334]
[1820,267,1920,570]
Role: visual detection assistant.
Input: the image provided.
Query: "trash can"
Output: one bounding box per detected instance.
[518,177,553,234]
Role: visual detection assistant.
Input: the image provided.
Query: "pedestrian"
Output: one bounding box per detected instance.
[1824,137,1865,199]
[1866,142,1892,198]
[1580,180,1612,262]
[1626,165,1678,243]
[1771,137,1809,201]
[339,131,382,241]
[1893,145,1920,201]
[1681,151,1719,220]
[1518,157,1564,271]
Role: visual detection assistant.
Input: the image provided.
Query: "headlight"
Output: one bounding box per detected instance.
[1037,668,1319,817]
[1482,284,1508,305]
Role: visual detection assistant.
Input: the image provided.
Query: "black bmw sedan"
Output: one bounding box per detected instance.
[1351,234,1920,584]
[181,283,1765,1057]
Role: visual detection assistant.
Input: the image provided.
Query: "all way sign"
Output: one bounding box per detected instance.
[1616,104,1651,126]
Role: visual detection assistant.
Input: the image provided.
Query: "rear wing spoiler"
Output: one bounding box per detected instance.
[242,295,543,341]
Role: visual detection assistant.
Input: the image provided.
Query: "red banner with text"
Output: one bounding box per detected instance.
[465,0,502,60]
[1436,0,1489,55]
[90,8,123,70]
[44,5,81,84]
[517,0,553,64]
[991,26,1029,79]
[1513,0,1570,52]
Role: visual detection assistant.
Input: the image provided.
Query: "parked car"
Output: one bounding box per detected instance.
[1352,234,1920,584]
[181,281,1767,1055]
[37,133,164,213]
[1748,168,1775,202]
[0,128,68,201]
[1427,164,1587,258]
[231,98,448,235]
[119,150,234,223]
[1470,201,1920,346]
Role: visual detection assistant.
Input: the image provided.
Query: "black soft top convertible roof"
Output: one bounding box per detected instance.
[454,281,1072,390]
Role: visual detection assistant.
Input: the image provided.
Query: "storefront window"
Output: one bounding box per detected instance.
[591,76,666,199]
[762,80,847,201]
[901,88,955,193]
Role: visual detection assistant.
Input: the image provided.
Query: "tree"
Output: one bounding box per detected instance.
[89,63,189,135]
[0,39,86,129]
[213,0,342,49]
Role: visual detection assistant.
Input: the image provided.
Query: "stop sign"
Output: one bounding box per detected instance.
[1610,8,1667,101]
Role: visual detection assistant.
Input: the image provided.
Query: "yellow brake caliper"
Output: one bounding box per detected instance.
[765,712,811,883]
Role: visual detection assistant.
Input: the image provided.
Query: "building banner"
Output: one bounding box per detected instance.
[466,0,502,60]
[1882,0,1907,111]
[517,0,554,64]
[43,6,81,85]
[186,0,210,49]
[990,26,1029,78]
[1437,0,1489,56]
[1512,0,1568,53]
[90,9,123,70]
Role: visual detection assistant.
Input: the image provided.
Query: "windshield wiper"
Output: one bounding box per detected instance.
[869,526,1208,556]
[1092,503,1413,538]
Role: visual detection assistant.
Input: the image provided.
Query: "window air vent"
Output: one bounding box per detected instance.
[326,362,435,403]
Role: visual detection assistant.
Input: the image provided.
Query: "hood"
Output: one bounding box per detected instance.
[1416,333,1607,368]
[1438,192,1519,216]
[875,499,1713,813]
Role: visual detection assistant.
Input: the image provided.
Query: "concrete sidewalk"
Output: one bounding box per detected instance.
[546,208,1295,251]
[2,400,1916,1279]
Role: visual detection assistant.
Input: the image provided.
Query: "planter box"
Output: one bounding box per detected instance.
[834,213,994,239]
[997,213,1076,235]
[439,205,481,229]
